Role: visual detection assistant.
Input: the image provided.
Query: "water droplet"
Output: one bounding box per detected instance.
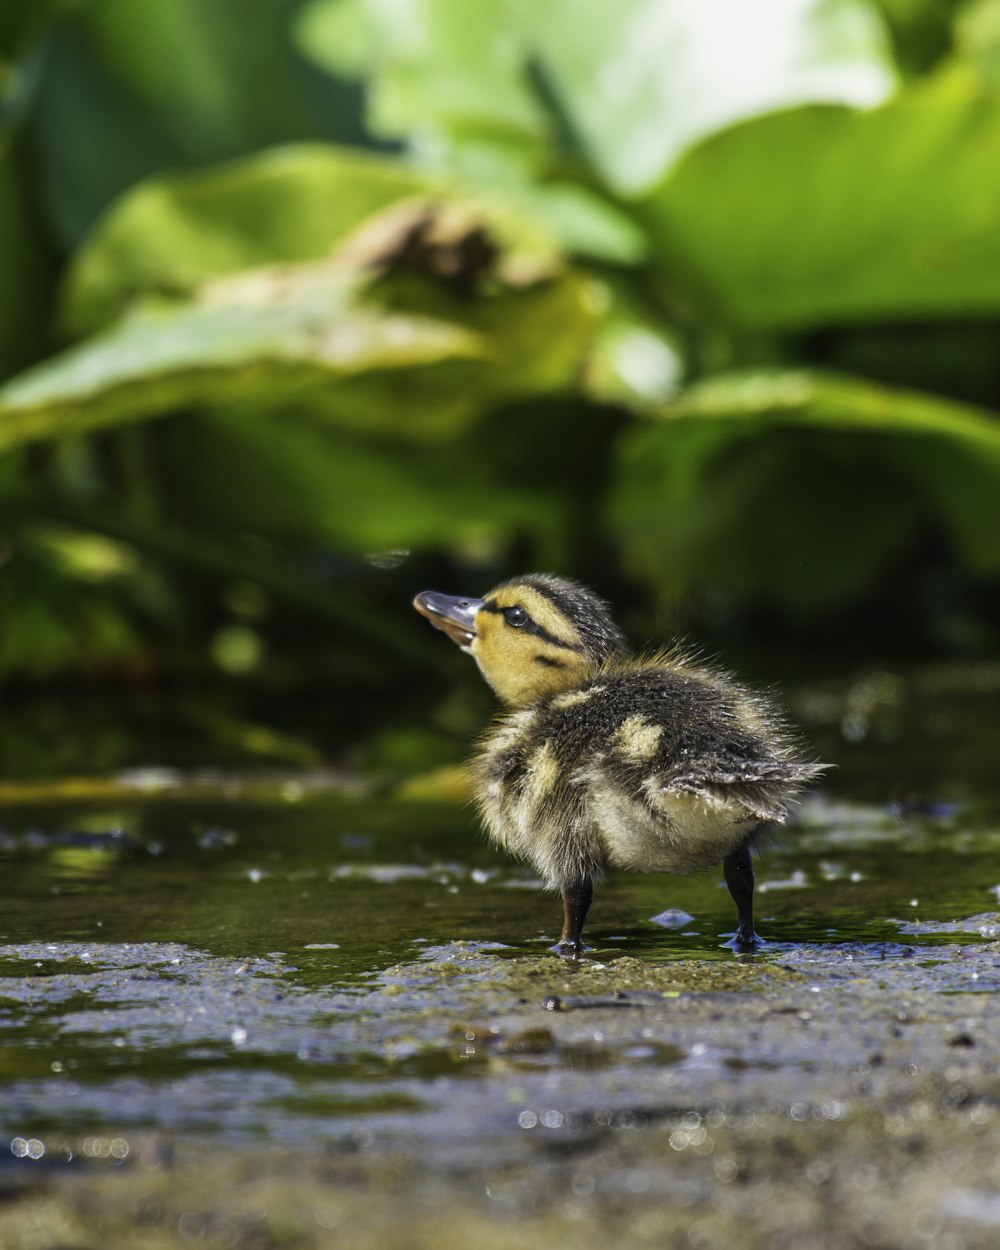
[649,908,695,929]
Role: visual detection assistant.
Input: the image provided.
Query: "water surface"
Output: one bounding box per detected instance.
[1,668,999,1248]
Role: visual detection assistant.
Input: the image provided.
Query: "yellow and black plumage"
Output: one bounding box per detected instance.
[413,573,825,954]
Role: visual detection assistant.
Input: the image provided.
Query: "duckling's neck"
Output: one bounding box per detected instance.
[475,650,600,707]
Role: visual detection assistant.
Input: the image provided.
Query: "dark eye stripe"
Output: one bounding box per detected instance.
[481,599,583,652]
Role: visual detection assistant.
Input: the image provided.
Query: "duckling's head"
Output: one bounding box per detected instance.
[413,573,625,706]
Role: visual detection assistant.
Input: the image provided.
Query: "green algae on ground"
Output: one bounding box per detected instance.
[376,945,802,1011]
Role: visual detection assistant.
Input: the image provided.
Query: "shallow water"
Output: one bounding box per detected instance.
[1,669,1000,1248]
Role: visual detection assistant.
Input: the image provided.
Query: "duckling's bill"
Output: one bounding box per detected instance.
[413,590,483,651]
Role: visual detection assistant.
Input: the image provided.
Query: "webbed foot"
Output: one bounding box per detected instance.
[723,927,765,955]
[551,938,587,959]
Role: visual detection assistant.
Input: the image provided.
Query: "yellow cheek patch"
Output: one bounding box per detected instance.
[613,715,663,761]
[474,610,499,645]
[472,583,597,706]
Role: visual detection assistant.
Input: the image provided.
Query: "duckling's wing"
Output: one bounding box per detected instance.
[659,759,826,823]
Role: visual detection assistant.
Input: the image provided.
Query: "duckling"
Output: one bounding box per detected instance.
[413,574,825,955]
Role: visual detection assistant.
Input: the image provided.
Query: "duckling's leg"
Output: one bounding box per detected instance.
[554,879,593,955]
[722,842,763,953]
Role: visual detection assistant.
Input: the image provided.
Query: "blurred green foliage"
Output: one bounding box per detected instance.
[2,0,1000,771]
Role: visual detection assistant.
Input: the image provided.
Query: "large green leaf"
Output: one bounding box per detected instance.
[3,243,599,450]
[299,0,895,196]
[294,0,892,268]
[319,263,601,437]
[296,2,651,264]
[1,268,485,452]
[297,0,543,143]
[62,145,437,335]
[608,369,1000,610]
[514,0,896,195]
[642,84,1000,331]
[665,368,1000,450]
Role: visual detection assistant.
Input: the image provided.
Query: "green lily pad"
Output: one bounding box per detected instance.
[62,145,438,335]
[642,85,1000,329]
[608,369,1000,608]
[1,266,488,453]
[298,0,895,195]
[5,228,600,452]
[516,0,896,194]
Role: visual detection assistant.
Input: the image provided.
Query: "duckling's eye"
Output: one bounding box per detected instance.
[504,606,528,628]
